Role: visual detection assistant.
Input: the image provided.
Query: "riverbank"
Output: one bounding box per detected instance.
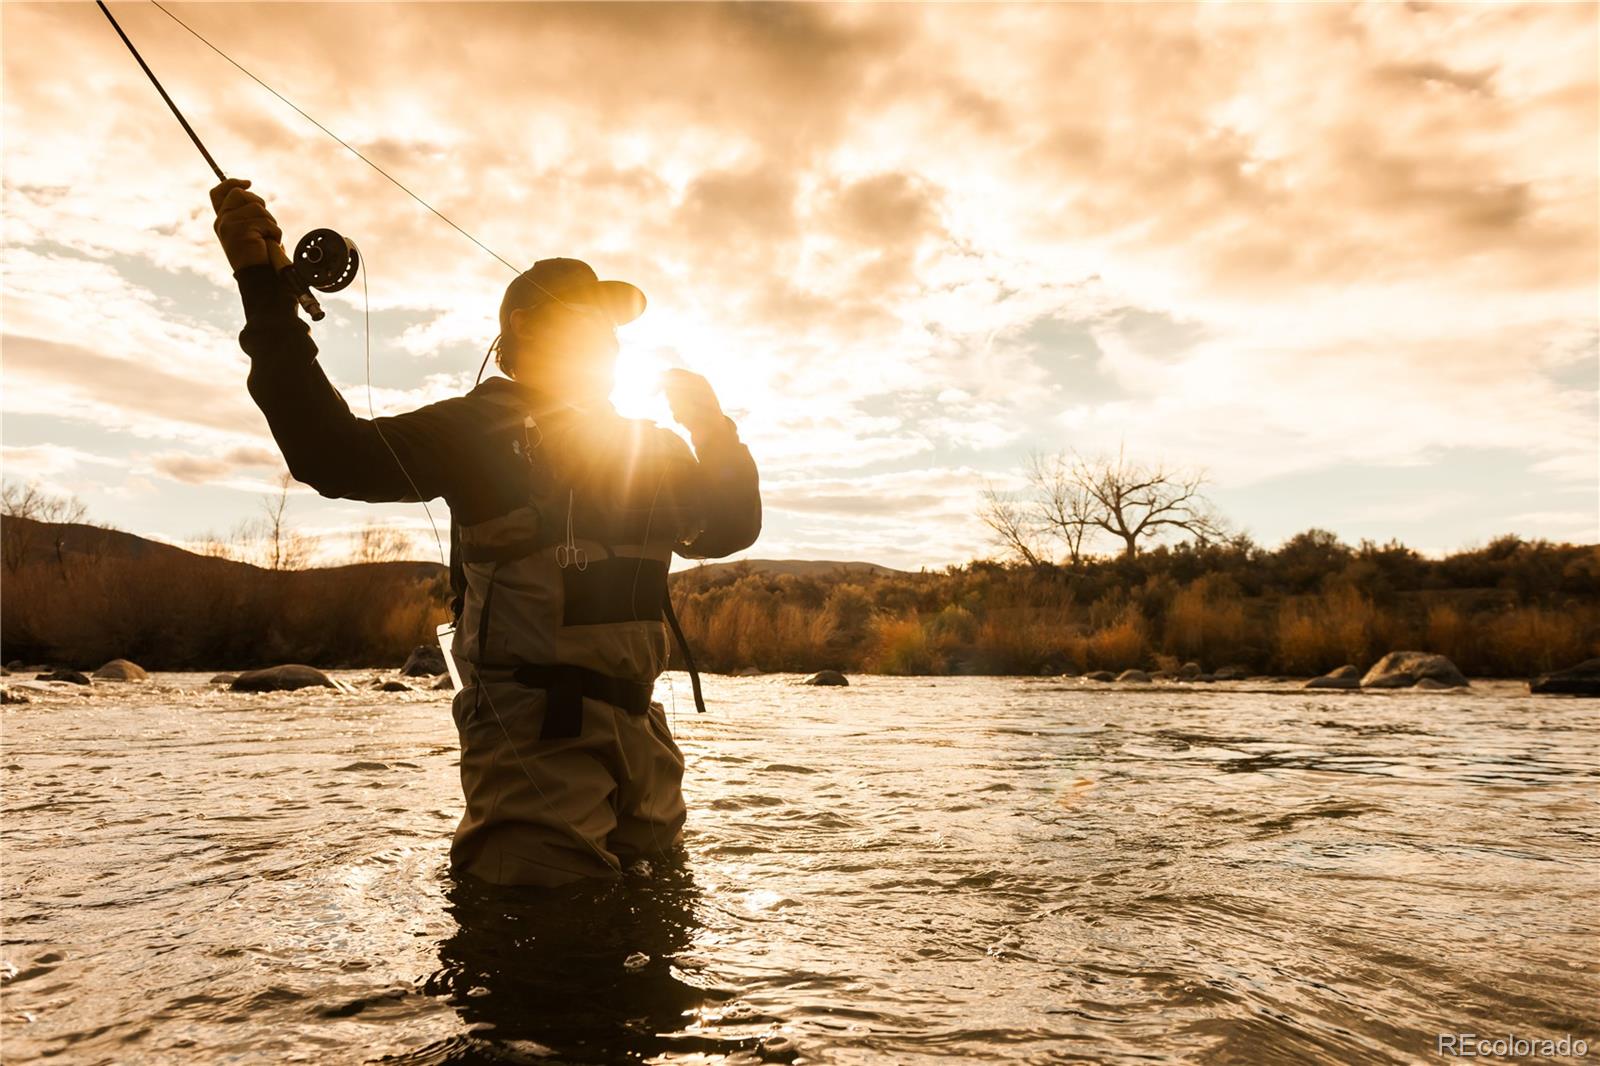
[3,517,1595,680]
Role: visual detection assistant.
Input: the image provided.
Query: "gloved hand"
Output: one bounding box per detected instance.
[662,368,727,435]
[209,178,282,271]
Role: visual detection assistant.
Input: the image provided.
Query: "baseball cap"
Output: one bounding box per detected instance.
[498,258,647,337]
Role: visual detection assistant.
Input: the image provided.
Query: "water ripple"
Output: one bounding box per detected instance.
[1,674,1595,1062]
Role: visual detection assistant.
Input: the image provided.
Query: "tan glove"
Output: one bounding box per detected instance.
[209,178,283,272]
[662,368,727,435]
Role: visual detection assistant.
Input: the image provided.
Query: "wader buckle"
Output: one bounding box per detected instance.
[511,663,654,741]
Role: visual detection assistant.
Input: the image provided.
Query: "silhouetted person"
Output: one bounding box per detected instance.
[210,178,761,887]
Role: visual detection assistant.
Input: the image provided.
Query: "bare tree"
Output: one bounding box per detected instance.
[1,479,88,575]
[979,481,1044,567]
[1068,449,1225,558]
[258,471,314,570]
[192,528,243,561]
[0,481,44,573]
[1026,451,1096,567]
[981,449,1227,563]
[352,521,415,563]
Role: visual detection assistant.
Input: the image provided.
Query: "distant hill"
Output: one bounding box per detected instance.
[1,517,899,582]
[0,516,445,584]
[675,558,908,579]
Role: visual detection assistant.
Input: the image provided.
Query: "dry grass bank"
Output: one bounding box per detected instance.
[5,517,1596,679]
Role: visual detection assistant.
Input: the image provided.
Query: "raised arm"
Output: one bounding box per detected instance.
[213,178,465,504]
[236,262,473,503]
[663,370,761,559]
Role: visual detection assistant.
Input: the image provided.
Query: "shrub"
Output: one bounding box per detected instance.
[866,615,942,675]
[1163,576,1248,667]
[1085,607,1147,671]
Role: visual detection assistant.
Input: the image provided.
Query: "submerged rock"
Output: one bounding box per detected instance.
[734,666,762,677]
[1084,670,1116,682]
[1212,665,1251,681]
[1414,677,1458,690]
[804,670,849,686]
[1179,662,1202,679]
[401,645,447,677]
[1360,651,1468,690]
[35,669,91,685]
[93,659,148,681]
[209,673,238,685]
[433,674,456,690]
[1115,669,1151,683]
[1,686,30,704]
[1529,658,1600,697]
[231,665,337,692]
[378,679,413,692]
[1305,665,1361,690]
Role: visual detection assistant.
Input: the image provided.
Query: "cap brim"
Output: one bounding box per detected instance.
[592,280,646,325]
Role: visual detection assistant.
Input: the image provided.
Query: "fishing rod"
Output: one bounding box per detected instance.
[95,0,361,322]
[95,0,571,324]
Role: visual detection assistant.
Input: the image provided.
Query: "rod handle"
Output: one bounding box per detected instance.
[268,241,325,321]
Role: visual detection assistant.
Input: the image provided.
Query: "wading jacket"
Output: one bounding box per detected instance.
[232,263,761,690]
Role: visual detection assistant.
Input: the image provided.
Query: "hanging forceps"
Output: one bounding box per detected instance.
[556,488,587,571]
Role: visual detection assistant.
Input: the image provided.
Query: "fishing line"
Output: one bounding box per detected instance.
[101,0,575,313]
[359,257,446,565]
[145,0,526,278]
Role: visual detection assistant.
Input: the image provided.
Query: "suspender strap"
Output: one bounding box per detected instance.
[510,663,656,740]
[661,590,707,715]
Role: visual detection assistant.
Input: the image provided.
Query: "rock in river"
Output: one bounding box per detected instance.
[93,659,148,681]
[401,645,447,677]
[1530,658,1600,697]
[1115,669,1151,683]
[805,670,849,686]
[231,665,337,692]
[1084,670,1116,682]
[35,669,91,685]
[1360,651,1468,690]
[1305,665,1361,690]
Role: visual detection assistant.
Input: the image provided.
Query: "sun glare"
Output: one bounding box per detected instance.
[609,308,744,427]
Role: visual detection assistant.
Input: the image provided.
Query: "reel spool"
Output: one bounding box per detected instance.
[293,228,360,292]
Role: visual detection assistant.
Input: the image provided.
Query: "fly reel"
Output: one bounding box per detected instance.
[271,228,360,322]
[294,228,360,292]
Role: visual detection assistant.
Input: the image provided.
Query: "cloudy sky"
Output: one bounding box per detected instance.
[3,1,1596,571]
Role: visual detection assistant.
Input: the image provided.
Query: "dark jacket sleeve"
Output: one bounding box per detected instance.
[235,263,472,503]
[676,415,761,559]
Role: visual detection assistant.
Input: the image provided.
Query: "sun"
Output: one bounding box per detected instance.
[608,306,738,427]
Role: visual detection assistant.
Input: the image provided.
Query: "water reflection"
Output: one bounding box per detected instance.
[392,849,767,1064]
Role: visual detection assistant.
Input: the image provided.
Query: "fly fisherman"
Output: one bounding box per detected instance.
[210,178,761,886]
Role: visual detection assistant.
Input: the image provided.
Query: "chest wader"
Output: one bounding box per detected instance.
[453,394,707,741]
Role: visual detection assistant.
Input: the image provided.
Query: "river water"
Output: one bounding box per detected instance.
[2,673,1595,1064]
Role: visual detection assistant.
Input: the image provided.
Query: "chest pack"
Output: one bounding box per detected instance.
[451,391,708,736]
